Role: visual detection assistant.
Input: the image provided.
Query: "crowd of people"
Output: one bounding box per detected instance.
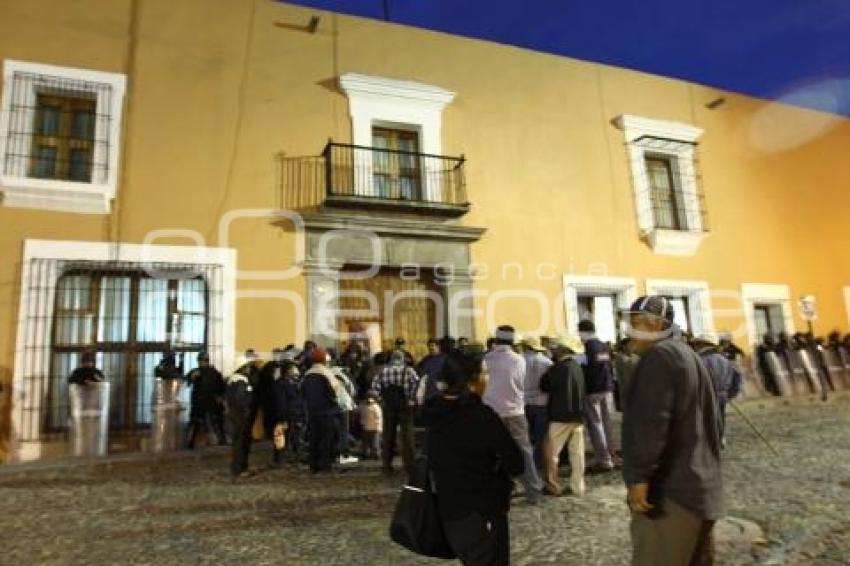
[67,299,850,565]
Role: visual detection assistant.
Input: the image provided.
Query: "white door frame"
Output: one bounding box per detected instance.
[645,279,716,339]
[563,275,639,336]
[740,283,795,350]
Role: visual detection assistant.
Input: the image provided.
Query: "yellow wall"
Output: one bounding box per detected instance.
[2,0,850,452]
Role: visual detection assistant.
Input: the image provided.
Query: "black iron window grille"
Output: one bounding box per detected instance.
[633,135,709,233]
[2,71,114,184]
[15,260,224,442]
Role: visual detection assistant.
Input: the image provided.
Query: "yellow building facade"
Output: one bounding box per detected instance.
[1,0,849,460]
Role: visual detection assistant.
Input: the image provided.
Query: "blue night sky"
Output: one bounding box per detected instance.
[283,0,850,117]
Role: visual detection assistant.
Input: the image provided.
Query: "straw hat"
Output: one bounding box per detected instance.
[519,336,546,352]
[550,334,585,355]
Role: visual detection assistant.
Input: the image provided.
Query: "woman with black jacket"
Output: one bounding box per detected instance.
[421,346,524,566]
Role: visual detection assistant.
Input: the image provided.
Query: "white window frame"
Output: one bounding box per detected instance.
[615,114,706,256]
[338,73,455,201]
[10,239,237,461]
[0,60,126,214]
[741,283,795,350]
[563,275,639,337]
[645,279,716,339]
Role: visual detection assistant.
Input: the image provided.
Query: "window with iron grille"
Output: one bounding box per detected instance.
[0,60,126,213]
[46,270,208,435]
[645,154,688,231]
[616,115,708,256]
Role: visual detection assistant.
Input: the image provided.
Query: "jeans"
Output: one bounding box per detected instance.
[525,404,549,470]
[501,415,543,500]
[584,391,616,468]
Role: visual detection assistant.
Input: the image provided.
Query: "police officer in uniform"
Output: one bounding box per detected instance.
[185,352,227,448]
[68,351,104,385]
[226,355,263,478]
[260,348,298,466]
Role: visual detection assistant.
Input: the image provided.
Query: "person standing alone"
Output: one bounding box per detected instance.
[623,296,723,566]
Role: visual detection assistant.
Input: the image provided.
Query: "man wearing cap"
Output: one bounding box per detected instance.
[483,325,544,504]
[520,336,553,470]
[185,352,227,448]
[692,336,742,447]
[539,334,586,496]
[578,319,618,472]
[373,349,420,476]
[623,296,723,565]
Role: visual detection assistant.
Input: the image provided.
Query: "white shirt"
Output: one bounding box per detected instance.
[522,351,553,407]
[483,345,527,418]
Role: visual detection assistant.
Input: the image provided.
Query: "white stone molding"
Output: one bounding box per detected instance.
[0,60,127,214]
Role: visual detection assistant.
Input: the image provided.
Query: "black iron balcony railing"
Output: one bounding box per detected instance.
[322,142,469,216]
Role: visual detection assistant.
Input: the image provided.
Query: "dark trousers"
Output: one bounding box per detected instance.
[525,404,549,470]
[287,418,304,455]
[717,400,727,442]
[229,411,253,475]
[308,414,339,473]
[337,411,351,457]
[187,405,227,449]
[443,512,510,566]
[361,431,379,458]
[382,405,415,475]
[631,498,716,566]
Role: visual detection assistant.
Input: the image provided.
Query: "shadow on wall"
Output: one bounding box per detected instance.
[0,365,10,463]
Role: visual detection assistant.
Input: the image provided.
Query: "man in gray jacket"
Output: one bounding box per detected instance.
[622,296,724,566]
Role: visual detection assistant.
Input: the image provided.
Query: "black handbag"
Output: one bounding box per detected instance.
[389,457,456,559]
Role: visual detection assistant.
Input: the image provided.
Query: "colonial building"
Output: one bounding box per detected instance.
[1,0,848,460]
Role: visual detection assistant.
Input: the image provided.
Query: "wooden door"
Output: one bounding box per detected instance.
[338,268,440,360]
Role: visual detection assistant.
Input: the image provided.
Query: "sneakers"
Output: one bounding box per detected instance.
[338,455,360,465]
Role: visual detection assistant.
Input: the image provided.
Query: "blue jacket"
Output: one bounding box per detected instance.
[302,365,341,417]
[698,348,742,402]
[582,337,614,394]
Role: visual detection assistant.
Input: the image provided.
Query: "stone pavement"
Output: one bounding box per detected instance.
[0,395,848,565]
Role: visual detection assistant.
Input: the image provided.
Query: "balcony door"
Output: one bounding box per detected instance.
[371,127,421,200]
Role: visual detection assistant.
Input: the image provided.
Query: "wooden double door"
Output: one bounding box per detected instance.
[337,267,441,360]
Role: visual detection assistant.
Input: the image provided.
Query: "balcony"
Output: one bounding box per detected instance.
[316,142,469,217]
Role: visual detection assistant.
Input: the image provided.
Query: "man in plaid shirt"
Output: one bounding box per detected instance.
[374,350,420,477]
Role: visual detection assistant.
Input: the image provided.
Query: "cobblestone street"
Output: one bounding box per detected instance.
[1,395,848,565]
